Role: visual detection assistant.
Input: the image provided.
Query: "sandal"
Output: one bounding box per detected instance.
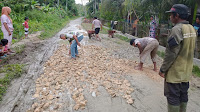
[0,56,6,59]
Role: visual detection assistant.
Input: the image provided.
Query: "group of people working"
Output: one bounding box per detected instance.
[0,3,198,112]
[60,4,197,112]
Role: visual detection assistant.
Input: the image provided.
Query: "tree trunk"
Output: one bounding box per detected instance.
[66,0,67,11]
[94,0,96,15]
[193,3,198,24]
[58,0,59,6]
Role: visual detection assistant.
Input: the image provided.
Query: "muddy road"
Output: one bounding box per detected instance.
[0,18,200,112]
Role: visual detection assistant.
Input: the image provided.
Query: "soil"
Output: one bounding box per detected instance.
[0,18,200,112]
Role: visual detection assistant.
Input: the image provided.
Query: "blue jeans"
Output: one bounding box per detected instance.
[71,35,84,58]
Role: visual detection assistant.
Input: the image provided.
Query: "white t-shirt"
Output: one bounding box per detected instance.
[1,15,14,32]
[66,32,82,40]
[92,19,102,29]
[134,37,155,50]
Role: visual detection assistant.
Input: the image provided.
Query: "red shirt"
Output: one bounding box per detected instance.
[23,21,29,28]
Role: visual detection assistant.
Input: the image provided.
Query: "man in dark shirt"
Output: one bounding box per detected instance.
[159,4,196,112]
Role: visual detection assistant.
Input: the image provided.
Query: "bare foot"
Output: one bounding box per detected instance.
[71,57,76,60]
[134,66,143,71]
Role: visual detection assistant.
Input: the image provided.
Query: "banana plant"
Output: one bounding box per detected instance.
[24,0,40,9]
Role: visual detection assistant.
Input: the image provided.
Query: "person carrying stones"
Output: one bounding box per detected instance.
[130,37,159,71]
[159,4,197,112]
[60,32,84,59]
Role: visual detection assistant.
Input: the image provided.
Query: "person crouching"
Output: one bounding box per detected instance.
[60,32,84,59]
[130,37,159,71]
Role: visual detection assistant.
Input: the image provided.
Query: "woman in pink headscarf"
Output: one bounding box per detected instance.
[1,7,15,53]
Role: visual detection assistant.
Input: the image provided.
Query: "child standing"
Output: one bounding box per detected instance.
[23,17,29,38]
[60,32,84,59]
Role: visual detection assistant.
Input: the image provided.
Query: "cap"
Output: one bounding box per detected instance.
[166,4,188,15]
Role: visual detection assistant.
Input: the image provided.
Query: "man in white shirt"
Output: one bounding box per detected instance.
[92,17,102,41]
[130,37,159,71]
[60,32,83,59]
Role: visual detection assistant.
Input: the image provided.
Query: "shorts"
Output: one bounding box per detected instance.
[95,28,100,34]
[25,28,29,35]
[164,81,189,105]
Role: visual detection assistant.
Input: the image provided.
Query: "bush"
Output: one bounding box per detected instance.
[0,9,72,41]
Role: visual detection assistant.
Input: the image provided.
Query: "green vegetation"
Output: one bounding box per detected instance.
[86,0,198,24]
[0,0,79,41]
[0,0,81,100]
[14,44,26,54]
[0,64,25,101]
[101,27,108,34]
[157,51,165,59]
[193,65,200,77]
[115,34,130,42]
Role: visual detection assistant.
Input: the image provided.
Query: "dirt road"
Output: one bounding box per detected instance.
[0,18,200,112]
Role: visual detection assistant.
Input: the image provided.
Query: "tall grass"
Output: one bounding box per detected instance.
[0,9,75,42]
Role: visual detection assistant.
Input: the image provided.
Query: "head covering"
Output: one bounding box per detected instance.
[1,7,12,23]
[166,4,188,15]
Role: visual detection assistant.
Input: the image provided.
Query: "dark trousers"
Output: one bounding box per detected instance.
[164,80,189,106]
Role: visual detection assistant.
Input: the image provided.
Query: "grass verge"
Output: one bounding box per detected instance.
[115,34,130,42]
[14,44,26,54]
[0,10,78,42]
[0,64,25,101]
[157,51,165,59]
[40,16,79,39]
[193,65,200,77]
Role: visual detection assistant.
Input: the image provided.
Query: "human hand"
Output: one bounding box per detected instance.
[8,31,11,36]
[77,43,81,47]
[159,71,165,78]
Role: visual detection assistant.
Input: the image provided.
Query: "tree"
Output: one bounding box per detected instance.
[99,0,123,20]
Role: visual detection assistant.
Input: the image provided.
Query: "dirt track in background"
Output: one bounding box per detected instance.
[0,18,200,112]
